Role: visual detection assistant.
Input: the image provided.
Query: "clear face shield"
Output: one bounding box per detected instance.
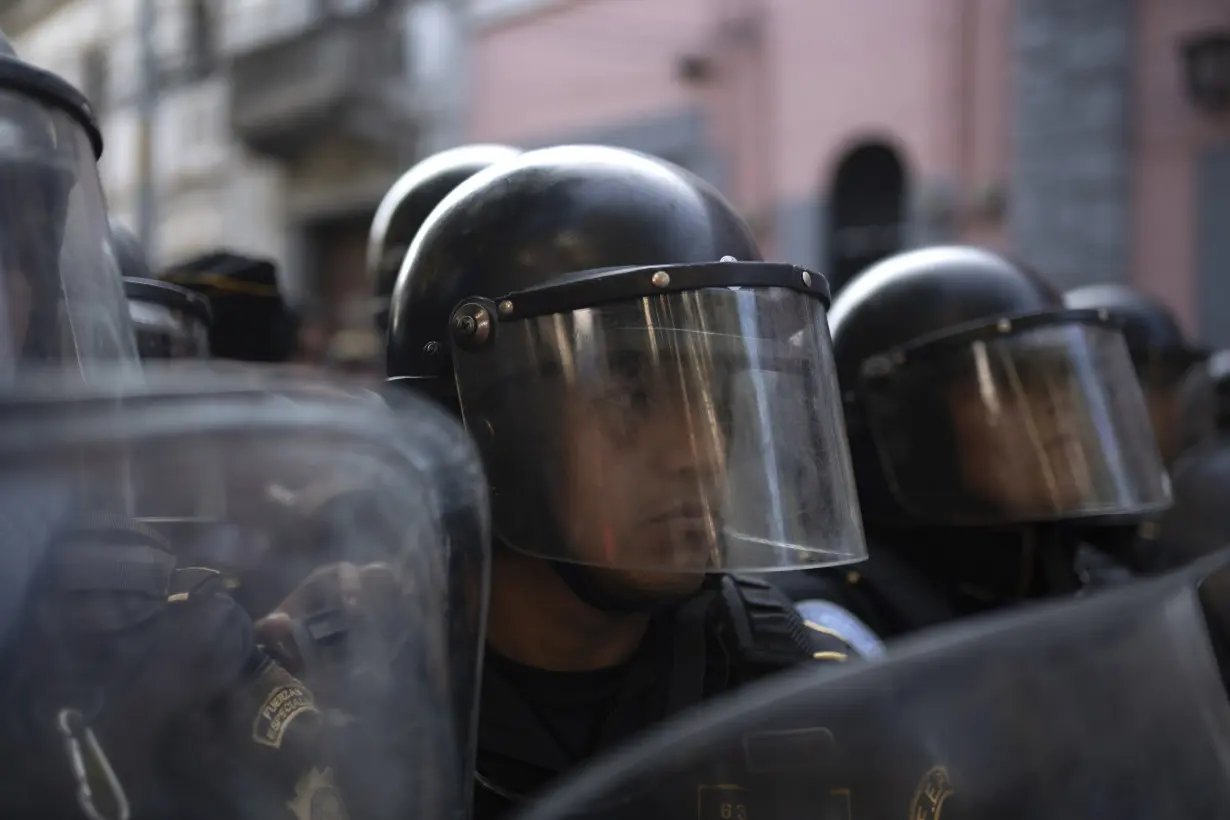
[0,366,490,820]
[856,310,1172,525]
[0,89,137,381]
[124,279,212,361]
[450,262,867,575]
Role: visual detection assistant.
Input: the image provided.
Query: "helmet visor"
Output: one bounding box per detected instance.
[128,296,211,360]
[860,315,1171,525]
[453,286,866,573]
[0,89,136,381]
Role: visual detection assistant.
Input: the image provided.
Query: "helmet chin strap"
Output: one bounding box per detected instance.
[547,559,655,614]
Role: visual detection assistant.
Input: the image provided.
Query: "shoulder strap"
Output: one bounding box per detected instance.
[669,575,858,713]
[715,575,829,673]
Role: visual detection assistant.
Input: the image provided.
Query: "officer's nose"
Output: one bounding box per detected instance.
[652,405,725,485]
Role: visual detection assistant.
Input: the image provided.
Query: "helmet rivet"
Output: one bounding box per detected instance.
[802,271,813,287]
[651,271,671,288]
[450,304,494,349]
[423,341,441,358]
[997,318,1011,333]
[498,300,514,316]
[720,255,738,263]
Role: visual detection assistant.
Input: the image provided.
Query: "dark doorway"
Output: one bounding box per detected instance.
[826,141,908,293]
[300,211,374,361]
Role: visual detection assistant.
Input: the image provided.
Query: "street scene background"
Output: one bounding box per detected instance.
[3,0,1229,367]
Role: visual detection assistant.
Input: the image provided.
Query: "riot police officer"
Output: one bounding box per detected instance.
[0,32,490,819]
[367,144,521,335]
[386,145,870,819]
[1064,283,1210,466]
[776,247,1171,638]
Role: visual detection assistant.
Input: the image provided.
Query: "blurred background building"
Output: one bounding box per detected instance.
[1,0,1229,355]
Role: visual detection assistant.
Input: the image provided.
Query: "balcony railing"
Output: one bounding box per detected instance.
[224,2,414,162]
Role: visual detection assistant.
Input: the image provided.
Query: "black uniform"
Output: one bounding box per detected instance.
[778,248,1171,639]
[386,144,868,819]
[515,549,1230,820]
[367,143,522,335]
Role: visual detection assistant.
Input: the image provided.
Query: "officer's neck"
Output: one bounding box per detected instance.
[486,550,651,672]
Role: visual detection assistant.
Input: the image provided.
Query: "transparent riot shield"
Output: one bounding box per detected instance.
[0,364,490,820]
[517,553,1230,820]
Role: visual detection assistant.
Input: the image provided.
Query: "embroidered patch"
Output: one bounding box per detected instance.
[697,784,747,820]
[287,767,349,820]
[909,766,953,820]
[252,680,317,749]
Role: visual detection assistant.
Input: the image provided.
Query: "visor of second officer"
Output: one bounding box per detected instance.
[856,309,1171,525]
[0,78,137,379]
[449,261,866,573]
[124,277,212,360]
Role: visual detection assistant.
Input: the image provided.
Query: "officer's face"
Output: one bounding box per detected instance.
[553,371,725,592]
[948,375,1093,516]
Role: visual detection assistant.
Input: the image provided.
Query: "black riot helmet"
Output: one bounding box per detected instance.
[388,145,866,602]
[368,144,521,335]
[109,218,150,279]
[123,277,212,360]
[831,246,1169,529]
[0,30,137,380]
[1065,283,1210,464]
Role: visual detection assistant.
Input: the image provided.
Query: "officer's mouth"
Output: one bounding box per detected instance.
[647,500,710,522]
[642,502,717,542]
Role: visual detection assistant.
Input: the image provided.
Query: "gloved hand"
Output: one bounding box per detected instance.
[254,561,404,710]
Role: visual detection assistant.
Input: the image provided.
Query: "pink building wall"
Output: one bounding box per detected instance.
[469,0,1229,335]
[469,0,1014,252]
[468,0,707,145]
[1133,0,1230,334]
